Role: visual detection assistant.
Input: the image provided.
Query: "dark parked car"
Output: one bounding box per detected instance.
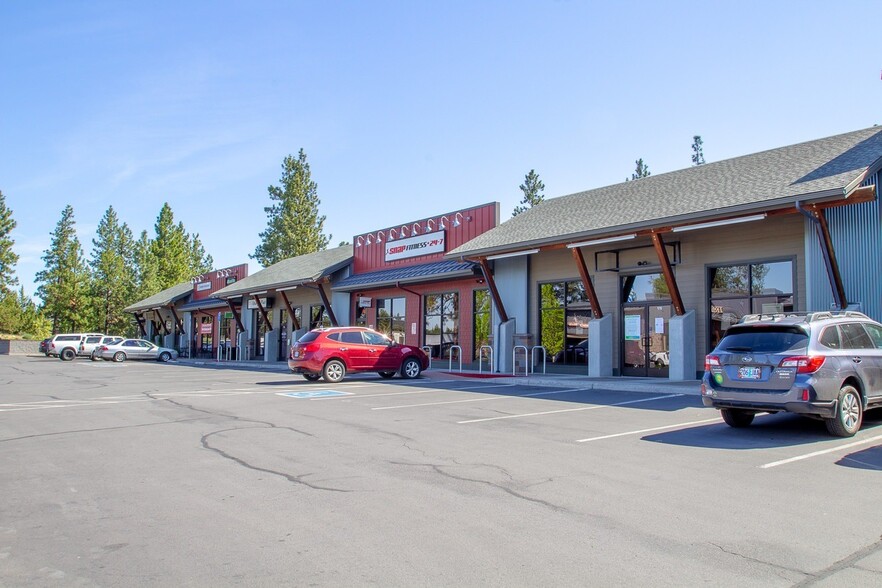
[702,311,882,437]
[39,338,51,356]
[289,327,429,383]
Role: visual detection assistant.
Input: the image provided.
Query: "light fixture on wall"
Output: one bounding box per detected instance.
[366,234,373,245]
[400,225,409,238]
[453,212,464,227]
[426,218,436,231]
[672,214,767,233]
[412,222,421,234]
[375,231,385,242]
[388,228,398,241]
[355,236,364,248]
[440,215,449,230]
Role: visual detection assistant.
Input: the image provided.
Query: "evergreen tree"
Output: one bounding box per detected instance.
[0,190,19,295]
[89,206,137,335]
[189,232,213,276]
[35,205,90,333]
[134,230,160,299]
[626,158,651,181]
[252,149,330,266]
[149,204,193,289]
[692,135,706,165]
[512,169,546,217]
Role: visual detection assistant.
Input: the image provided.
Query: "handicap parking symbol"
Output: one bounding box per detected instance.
[276,390,354,399]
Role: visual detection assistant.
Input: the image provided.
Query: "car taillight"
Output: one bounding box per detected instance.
[779,356,826,374]
[705,355,720,371]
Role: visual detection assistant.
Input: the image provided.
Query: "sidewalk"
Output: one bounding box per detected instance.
[174,357,702,396]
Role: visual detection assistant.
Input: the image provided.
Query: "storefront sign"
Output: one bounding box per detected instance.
[247,297,273,310]
[200,323,212,334]
[385,230,445,262]
[358,297,372,308]
[196,281,211,291]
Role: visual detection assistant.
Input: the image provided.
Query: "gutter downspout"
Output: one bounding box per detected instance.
[797,201,847,310]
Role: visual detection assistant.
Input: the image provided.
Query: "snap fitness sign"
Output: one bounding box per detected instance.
[385,230,446,262]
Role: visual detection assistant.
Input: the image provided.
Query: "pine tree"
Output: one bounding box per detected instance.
[134,230,160,299]
[627,159,651,181]
[512,170,546,217]
[89,206,137,335]
[35,205,90,333]
[150,204,193,289]
[189,232,213,276]
[0,190,19,295]
[692,135,705,166]
[252,149,330,266]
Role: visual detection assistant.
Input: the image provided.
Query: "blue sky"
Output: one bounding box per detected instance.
[1,1,879,298]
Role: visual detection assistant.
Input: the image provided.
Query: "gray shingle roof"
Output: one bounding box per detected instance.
[213,245,353,298]
[448,126,882,258]
[332,260,476,291]
[124,282,192,313]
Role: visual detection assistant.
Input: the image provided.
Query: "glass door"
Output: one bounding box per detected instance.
[621,304,671,377]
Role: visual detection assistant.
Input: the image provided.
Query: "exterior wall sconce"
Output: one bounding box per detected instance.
[375,231,384,242]
[365,234,373,245]
[453,212,464,227]
[412,222,421,234]
[388,228,398,241]
[440,216,449,230]
[355,236,364,247]
[400,225,409,237]
[426,219,436,231]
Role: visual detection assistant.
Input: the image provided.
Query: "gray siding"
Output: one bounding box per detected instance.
[806,171,882,321]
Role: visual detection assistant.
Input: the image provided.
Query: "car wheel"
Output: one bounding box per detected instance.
[303,374,321,381]
[379,371,396,379]
[826,385,863,437]
[721,408,754,428]
[90,352,101,362]
[159,351,171,362]
[322,359,346,383]
[60,348,76,362]
[113,351,126,363]
[400,357,421,379]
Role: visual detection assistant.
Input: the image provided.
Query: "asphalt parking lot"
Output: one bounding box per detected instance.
[2,355,882,587]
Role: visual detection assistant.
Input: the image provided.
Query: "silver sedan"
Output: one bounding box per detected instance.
[98,339,179,363]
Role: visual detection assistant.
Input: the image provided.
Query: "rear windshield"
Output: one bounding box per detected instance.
[297,332,320,344]
[717,326,808,354]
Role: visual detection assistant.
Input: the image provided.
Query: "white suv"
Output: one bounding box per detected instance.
[48,333,104,361]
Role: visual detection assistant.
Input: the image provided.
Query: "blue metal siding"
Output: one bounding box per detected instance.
[806,171,882,320]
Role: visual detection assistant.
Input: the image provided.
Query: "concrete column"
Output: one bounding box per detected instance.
[588,315,613,377]
[495,318,517,374]
[669,310,697,381]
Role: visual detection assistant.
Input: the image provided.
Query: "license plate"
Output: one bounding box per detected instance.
[738,366,761,380]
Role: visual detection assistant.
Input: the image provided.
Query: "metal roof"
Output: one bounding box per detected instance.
[213,245,353,298]
[448,126,882,258]
[177,297,228,312]
[124,282,192,313]
[332,260,477,291]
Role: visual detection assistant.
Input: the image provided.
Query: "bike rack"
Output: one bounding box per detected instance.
[448,345,463,372]
[478,345,493,375]
[422,346,433,370]
[513,345,528,376]
[530,345,547,374]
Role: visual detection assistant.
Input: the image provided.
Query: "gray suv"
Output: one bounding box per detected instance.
[702,311,882,437]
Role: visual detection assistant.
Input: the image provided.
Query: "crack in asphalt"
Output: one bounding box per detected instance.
[0,418,207,443]
[792,535,882,586]
[389,460,572,513]
[200,427,350,492]
[710,542,809,581]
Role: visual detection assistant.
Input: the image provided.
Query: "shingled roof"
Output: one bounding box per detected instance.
[124,281,192,313]
[213,245,353,298]
[448,126,882,258]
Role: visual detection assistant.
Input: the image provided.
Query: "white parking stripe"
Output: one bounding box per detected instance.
[576,417,722,442]
[760,433,882,469]
[458,393,683,424]
[371,386,584,410]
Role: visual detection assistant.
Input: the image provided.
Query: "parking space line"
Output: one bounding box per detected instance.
[576,416,722,442]
[371,386,583,410]
[458,393,683,424]
[759,433,882,469]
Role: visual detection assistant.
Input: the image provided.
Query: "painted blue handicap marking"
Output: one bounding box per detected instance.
[276,390,354,399]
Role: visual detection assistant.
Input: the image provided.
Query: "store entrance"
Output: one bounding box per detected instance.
[621,273,672,378]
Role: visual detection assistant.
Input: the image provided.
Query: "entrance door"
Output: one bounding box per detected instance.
[278,309,289,361]
[622,304,671,377]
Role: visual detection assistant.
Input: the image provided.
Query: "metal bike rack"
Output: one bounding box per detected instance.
[422,346,433,370]
[478,345,493,375]
[513,345,528,376]
[448,345,463,372]
[530,345,547,374]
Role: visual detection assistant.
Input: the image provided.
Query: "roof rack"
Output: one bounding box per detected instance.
[737,311,869,324]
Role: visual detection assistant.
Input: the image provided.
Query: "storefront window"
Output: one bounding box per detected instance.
[541,281,592,365]
[355,306,368,327]
[219,312,233,352]
[424,292,458,358]
[310,305,331,329]
[377,297,406,344]
[200,315,213,355]
[623,274,672,302]
[709,260,794,349]
[253,309,271,358]
[473,289,491,360]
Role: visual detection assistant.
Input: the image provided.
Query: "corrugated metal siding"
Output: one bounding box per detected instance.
[806,171,882,320]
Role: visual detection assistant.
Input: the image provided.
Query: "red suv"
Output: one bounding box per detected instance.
[289,327,430,383]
